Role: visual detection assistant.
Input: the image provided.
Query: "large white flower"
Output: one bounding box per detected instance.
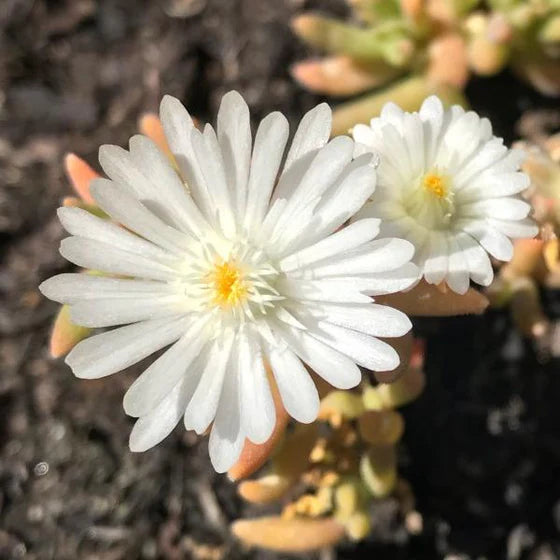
[352,96,538,294]
[40,92,418,472]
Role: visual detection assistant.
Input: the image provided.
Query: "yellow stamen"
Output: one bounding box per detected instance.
[423,172,448,199]
[209,261,247,307]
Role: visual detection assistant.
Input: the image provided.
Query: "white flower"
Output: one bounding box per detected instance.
[352,96,538,294]
[40,92,418,472]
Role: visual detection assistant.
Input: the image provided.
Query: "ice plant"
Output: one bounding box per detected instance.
[40,91,419,472]
[352,95,538,294]
[232,340,426,553]
[488,128,560,357]
[292,0,560,134]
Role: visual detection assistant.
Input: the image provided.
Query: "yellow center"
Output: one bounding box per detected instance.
[423,172,448,199]
[209,261,247,307]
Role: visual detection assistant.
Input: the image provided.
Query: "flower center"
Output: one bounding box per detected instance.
[208,261,247,308]
[182,240,285,323]
[423,172,448,199]
[402,168,455,231]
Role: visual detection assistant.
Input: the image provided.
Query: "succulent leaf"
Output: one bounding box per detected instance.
[360,445,397,497]
[375,280,489,316]
[232,516,346,552]
[50,304,92,358]
[332,75,467,135]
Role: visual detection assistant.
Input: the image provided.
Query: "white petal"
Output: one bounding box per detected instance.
[270,136,355,244]
[70,294,185,328]
[445,237,470,294]
[419,95,445,165]
[280,218,380,272]
[243,112,289,232]
[482,147,526,175]
[352,123,376,148]
[460,198,531,220]
[159,95,196,154]
[282,263,418,298]
[277,278,372,304]
[303,302,412,338]
[459,219,514,261]
[456,233,494,286]
[267,197,318,258]
[57,206,173,262]
[301,238,415,278]
[238,332,275,444]
[478,117,493,141]
[453,138,507,187]
[275,307,308,330]
[306,320,400,371]
[127,136,210,236]
[124,324,208,417]
[374,124,411,180]
[98,145,154,200]
[283,102,331,173]
[276,324,361,389]
[159,95,215,224]
[217,91,252,216]
[359,262,420,295]
[310,154,377,237]
[59,237,179,282]
[438,111,482,171]
[458,172,530,200]
[159,96,200,177]
[268,345,319,423]
[208,342,244,472]
[90,179,193,253]
[65,315,189,379]
[209,422,245,473]
[489,217,538,239]
[184,334,234,434]
[380,102,405,129]
[39,274,172,304]
[191,126,236,236]
[423,233,448,285]
[129,377,191,452]
[419,95,444,122]
[98,143,190,230]
[401,112,425,177]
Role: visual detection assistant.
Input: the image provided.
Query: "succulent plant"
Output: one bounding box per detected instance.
[487,118,560,358]
[47,100,517,555]
[291,0,560,134]
[232,342,426,553]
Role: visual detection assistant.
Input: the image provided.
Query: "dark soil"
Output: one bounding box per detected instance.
[0,1,559,559]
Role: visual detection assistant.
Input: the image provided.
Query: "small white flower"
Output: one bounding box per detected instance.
[352,96,538,294]
[40,92,418,472]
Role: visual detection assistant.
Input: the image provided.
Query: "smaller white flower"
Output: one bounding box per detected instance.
[352,96,538,294]
[40,92,418,473]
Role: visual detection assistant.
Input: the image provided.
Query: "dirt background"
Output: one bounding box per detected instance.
[1,0,559,559]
